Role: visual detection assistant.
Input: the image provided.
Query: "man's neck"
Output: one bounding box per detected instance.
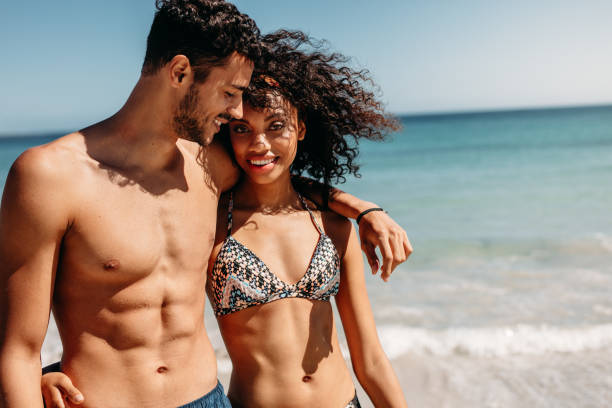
[85,75,184,174]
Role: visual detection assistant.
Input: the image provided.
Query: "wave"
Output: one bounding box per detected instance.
[594,232,612,253]
[377,323,612,359]
[418,235,612,260]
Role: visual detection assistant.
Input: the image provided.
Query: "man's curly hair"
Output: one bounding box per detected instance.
[237,30,400,203]
[142,0,260,81]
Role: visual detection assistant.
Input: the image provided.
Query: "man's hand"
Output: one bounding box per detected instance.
[298,179,413,279]
[357,210,412,281]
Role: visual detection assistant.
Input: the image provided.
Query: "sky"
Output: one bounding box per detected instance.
[1,0,611,135]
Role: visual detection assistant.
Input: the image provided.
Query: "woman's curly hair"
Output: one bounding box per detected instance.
[236,30,400,204]
[142,0,260,81]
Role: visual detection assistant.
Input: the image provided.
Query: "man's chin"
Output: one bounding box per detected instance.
[180,130,212,147]
[199,132,215,146]
[200,124,222,146]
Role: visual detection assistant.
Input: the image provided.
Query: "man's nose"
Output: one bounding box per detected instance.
[228,99,244,119]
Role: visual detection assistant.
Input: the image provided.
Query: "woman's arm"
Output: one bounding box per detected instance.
[335,220,409,407]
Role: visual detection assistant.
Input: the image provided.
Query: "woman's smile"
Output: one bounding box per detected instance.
[246,156,279,172]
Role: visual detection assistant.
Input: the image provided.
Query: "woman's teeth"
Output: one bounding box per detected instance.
[249,158,275,166]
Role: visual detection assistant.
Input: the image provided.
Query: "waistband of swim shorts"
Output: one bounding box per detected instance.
[176,381,230,408]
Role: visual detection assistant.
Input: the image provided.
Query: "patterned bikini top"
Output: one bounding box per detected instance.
[207,193,341,317]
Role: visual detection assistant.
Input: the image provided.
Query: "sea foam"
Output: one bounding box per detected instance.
[594,232,612,253]
[377,323,612,359]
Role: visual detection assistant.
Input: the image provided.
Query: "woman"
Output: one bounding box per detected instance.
[42,31,408,407]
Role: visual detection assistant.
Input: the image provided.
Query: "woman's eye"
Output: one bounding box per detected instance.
[225,91,235,98]
[269,121,285,131]
[231,125,249,133]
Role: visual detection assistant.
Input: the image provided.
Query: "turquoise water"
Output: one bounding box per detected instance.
[349,106,612,241]
[342,106,612,327]
[2,106,611,407]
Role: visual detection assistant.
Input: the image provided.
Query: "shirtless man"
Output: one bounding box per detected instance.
[0,1,411,407]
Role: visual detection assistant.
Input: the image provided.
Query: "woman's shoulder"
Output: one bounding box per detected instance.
[300,195,352,235]
[319,209,352,232]
[317,209,354,259]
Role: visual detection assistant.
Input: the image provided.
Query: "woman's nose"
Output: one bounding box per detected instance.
[250,131,271,149]
[253,132,270,146]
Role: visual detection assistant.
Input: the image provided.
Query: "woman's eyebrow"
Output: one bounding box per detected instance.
[265,112,284,121]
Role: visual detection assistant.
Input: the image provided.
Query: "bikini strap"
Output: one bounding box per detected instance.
[297,193,323,234]
[227,192,234,236]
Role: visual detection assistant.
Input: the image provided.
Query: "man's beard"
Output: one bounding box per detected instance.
[172,85,211,146]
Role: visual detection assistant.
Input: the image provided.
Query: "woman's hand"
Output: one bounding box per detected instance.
[358,209,412,281]
[41,372,84,408]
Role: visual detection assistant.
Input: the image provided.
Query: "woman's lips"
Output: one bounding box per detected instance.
[246,157,279,172]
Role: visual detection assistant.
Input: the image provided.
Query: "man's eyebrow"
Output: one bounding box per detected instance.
[230,84,248,92]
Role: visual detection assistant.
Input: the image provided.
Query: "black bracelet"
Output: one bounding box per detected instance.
[356,207,385,225]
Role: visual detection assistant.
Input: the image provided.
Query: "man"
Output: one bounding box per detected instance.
[0,1,411,407]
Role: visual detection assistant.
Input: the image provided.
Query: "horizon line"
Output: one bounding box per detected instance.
[2,102,611,139]
[393,101,612,119]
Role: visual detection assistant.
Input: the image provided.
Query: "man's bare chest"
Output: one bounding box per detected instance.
[60,179,218,280]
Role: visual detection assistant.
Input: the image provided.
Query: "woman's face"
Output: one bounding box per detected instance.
[229,94,305,185]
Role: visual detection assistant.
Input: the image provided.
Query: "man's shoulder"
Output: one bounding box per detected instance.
[10,132,89,189]
[2,133,88,228]
[180,138,239,193]
[177,138,201,160]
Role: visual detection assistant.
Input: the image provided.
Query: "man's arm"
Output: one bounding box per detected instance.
[295,178,412,281]
[327,187,412,281]
[0,148,71,407]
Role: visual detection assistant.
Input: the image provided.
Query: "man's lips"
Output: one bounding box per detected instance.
[213,116,230,129]
[212,119,223,129]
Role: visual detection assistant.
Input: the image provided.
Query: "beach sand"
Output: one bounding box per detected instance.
[352,354,458,408]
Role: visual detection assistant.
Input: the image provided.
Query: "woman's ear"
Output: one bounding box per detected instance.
[297,120,306,141]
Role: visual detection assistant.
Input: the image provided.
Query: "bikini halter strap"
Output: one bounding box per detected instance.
[297,193,323,234]
[227,192,234,236]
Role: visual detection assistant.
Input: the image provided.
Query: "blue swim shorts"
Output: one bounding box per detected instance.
[177,381,231,408]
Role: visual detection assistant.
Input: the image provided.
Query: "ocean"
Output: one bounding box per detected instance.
[2,105,611,407]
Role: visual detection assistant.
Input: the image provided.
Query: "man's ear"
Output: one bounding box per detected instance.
[168,55,192,88]
[297,120,306,141]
